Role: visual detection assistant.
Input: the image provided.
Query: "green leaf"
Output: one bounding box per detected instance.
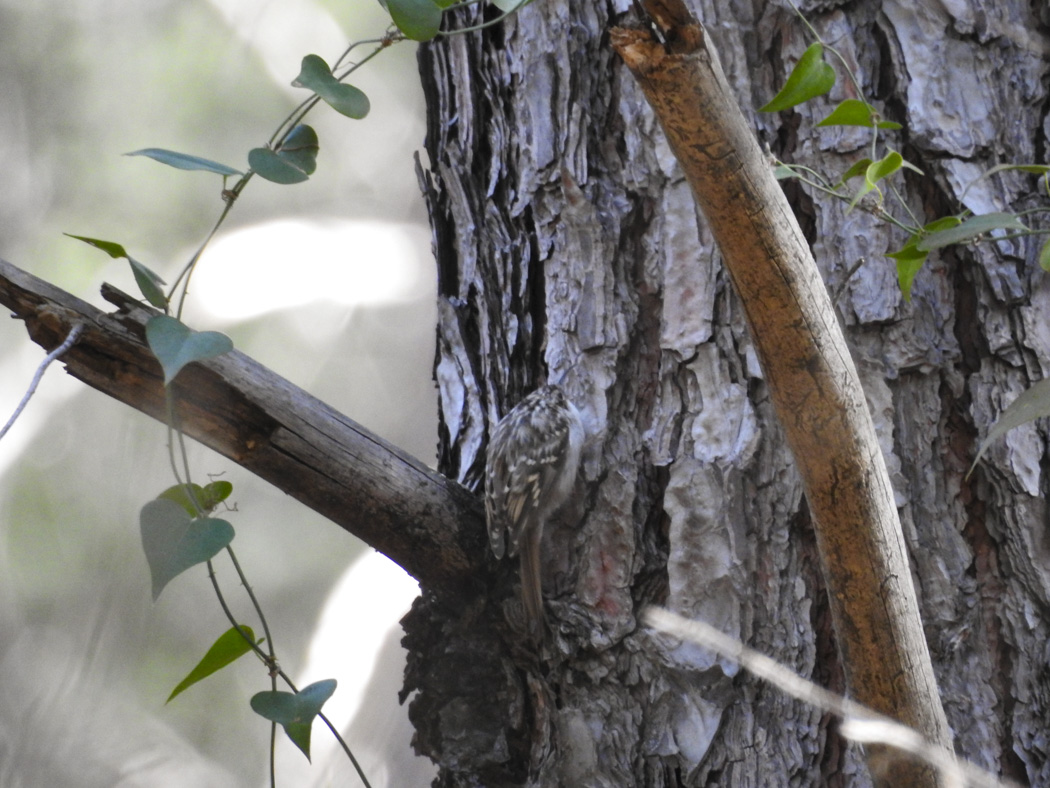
[278,125,319,173]
[158,481,234,517]
[970,377,1050,476]
[249,124,319,185]
[128,259,168,309]
[248,148,310,184]
[292,55,370,119]
[916,212,1028,251]
[124,149,243,176]
[64,233,129,259]
[886,217,962,300]
[1040,237,1050,272]
[759,43,835,113]
[167,625,260,703]
[385,0,442,41]
[816,99,902,129]
[848,150,904,209]
[890,248,927,302]
[838,158,873,185]
[250,679,338,761]
[145,315,233,385]
[867,150,904,182]
[773,165,798,180]
[65,234,168,308]
[140,499,234,600]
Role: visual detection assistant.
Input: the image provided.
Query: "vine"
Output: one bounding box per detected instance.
[765,3,1050,302]
[764,4,1050,463]
[25,2,534,785]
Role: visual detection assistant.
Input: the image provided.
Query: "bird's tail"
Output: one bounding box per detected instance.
[518,525,546,642]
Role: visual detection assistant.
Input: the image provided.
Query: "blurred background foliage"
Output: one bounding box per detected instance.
[0,0,435,784]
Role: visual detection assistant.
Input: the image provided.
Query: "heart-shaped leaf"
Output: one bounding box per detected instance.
[887,217,962,300]
[124,148,243,176]
[816,99,902,130]
[145,315,233,385]
[248,124,319,185]
[251,679,337,761]
[248,148,311,184]
[140,498,234,600]
[293,55,370,119]
[158,481,234,517]
[168,625,260,703]
[847,150,906,210]
[385,0,442,41]
[759,43,835,113]
[276,124,319,174]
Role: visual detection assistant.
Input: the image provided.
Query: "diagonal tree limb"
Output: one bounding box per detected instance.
[612,3,952,786]
[0,257,485,600]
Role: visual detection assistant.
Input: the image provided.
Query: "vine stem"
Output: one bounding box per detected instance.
[205,555,372,788]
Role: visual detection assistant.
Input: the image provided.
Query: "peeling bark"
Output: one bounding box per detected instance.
[411,0,1050,785]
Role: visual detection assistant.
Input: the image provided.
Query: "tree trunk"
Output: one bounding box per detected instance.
[406,1,1050,786]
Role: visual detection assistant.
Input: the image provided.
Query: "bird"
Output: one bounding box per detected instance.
[484,385,584,640]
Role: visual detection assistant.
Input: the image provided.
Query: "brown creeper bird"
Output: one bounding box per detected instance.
[485,385,584,640]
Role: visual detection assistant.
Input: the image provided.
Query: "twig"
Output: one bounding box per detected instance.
[0,322,85,441]
[643,607,1018,788]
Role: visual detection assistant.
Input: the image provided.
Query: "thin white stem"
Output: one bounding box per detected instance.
[643,607,1017,788]
[0,322,85,442]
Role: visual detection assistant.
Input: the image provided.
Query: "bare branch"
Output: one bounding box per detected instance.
[612,11,952,787]
[0,258,485,598]
[645,608,1018,788]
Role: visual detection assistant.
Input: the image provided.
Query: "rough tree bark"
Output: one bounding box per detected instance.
[407,0,1050,786]
[3,1,1048,785]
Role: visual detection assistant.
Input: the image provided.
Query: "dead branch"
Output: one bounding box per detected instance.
[0,258,485,601]
[612,3,953,785]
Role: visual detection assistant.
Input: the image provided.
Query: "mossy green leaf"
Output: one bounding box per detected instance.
[838,158,873,185]
[167,625,260,703]
[65,233,129,259]
[1040,237,1050,272]
[848,151,904,209]
[816,99,902,129]
[158,481,234,517]
[759,43,835,113]
[888,246,927,302]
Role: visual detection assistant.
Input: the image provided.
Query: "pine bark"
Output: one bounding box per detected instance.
[407,1,1050,786]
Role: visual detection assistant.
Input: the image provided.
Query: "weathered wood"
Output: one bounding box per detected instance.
[0,257,485,599]
[611,3,953,785]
